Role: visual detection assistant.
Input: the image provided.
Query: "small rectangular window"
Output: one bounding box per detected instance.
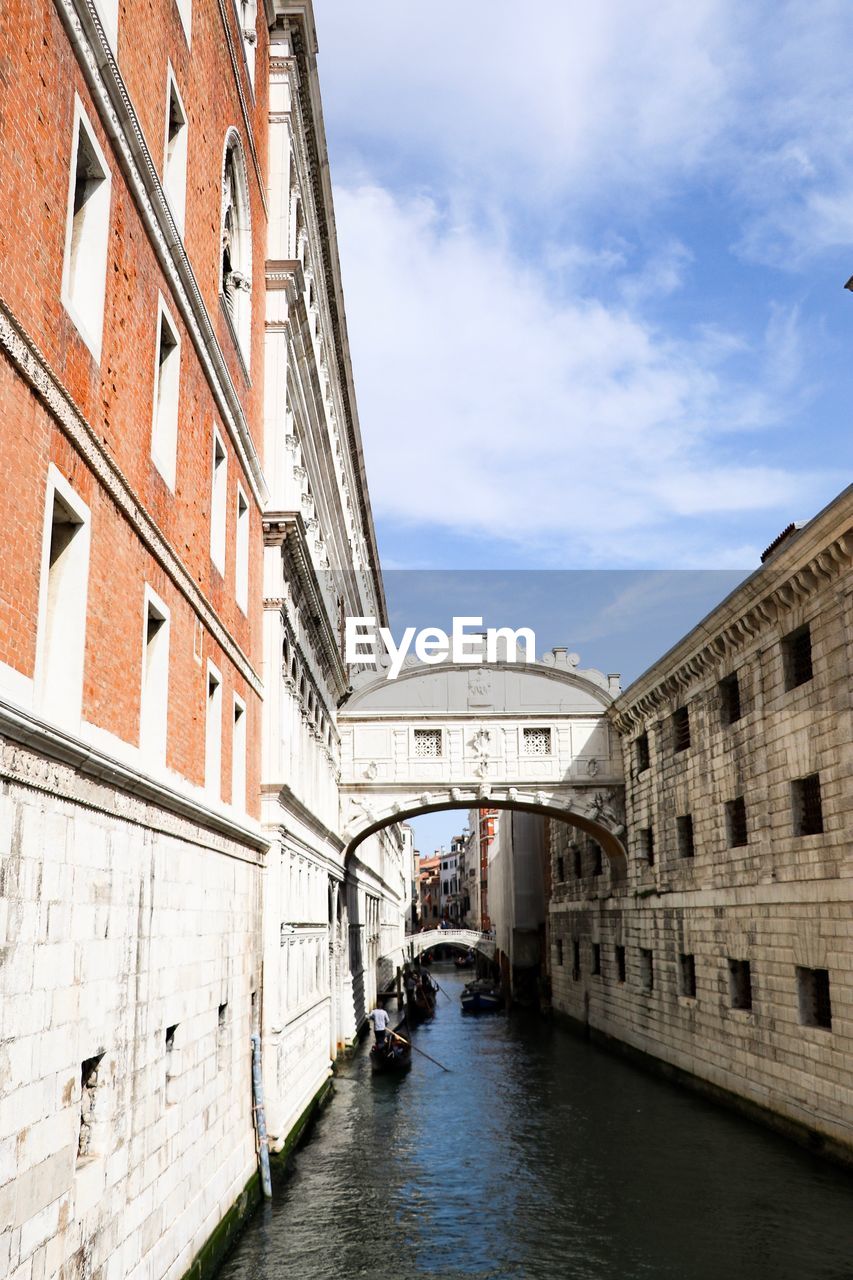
[796,967,832,1030]
[782,624,813,691]
[591,943,601,976]
[639,948,654,993]
[635,732,650,772]
[672,706,691,753]
[36,473,91,730]
[728,958,752,1010]
[217,1001,229,1068]
[719,673,742,725]
[140,590,169,765]
[555,855,565,883]
[62,100,111,361]
[165,1024,179,1105]
[615,945,626,984]
[639,827,654,866]
[679,953,696,998]
[792,774,823,836]
[163,69,188,233]
[725,796,748,848]
[235,484,249,612]
[413,728,442,758]
[590,842,603,876]
[523,726,552,756]
[151,299,181,489]
[572,845,582,879]
[210,430,228,574]
[572,940,581,981]
[77,1053,105,1163]
[232,696,247,810]
[556,939,563,967]
[676,814,695,859]
[205,662,222,798]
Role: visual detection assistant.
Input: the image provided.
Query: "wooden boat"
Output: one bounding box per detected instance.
[461,978,502,1014]
[406,977,437,1024]
[370,1017,412,1073]
[453,952,475,969]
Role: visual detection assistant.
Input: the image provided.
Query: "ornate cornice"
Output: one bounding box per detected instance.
[0,297,263,698]
[610,511,853,736]
[52,0,268,507]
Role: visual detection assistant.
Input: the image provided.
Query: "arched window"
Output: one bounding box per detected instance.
[220,131,252,365]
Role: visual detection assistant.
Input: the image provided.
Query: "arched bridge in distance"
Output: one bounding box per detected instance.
[337,648,628,878]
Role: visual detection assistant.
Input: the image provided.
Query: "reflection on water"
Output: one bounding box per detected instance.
[218,966,853,1280]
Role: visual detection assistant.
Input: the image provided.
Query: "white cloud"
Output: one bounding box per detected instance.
[335,184,830,565]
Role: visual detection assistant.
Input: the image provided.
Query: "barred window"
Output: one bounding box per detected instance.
[615,945,626,983]
[728,958,752,1010]
[590,841,603,876]
[679,953,697,998]
[792,774,823,836]
[523,726,552,755]
[572,940,581,981]
[639,948,654,993]
[725,796,748,848]
[639,827,654,866]
[676,814,695,859]
[672,706,691,752]
[719,672,742,725]
[635,732,650,772]
[782,624,813,691]
[591,943,601,976]
[413,728,442,758]
[797,967,832,1030]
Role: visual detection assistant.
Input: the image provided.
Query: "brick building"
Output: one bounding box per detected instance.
[549,486,853,1162]
[0,1,405,1277]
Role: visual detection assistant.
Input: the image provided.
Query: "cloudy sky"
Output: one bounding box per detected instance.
[313,1,853,852]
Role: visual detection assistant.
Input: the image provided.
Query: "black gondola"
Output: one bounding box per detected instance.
[406,976,437,1024]
[370,1017,412,1073]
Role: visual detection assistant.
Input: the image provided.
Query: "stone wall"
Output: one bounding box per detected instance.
[549,487,853,1159]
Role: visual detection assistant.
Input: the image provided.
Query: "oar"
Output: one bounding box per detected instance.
[389,1030,450,1073]
[430,978,452,1002]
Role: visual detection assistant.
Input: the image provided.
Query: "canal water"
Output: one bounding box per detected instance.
[219,966,853,1280]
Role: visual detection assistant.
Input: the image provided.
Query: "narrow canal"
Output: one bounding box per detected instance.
[219,966,853,1280]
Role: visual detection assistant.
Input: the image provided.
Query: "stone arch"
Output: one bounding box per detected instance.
[220,128,252,363]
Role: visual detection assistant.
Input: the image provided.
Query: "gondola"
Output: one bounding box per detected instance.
[453,951,475,969]
[461,978,502,1014]
[406,977,437,1025]
[370,1017,412,1073]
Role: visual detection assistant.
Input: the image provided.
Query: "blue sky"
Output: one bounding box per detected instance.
[314,0,853,850]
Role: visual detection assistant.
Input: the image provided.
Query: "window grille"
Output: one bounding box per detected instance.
[639,827,654,866]
[797,967,832,1030]
[676,814,695,859]
[679,953,697,998]
[725,796,748,848]
[719,672,742,725]
[782,624,813,690]
[635,732,650,772]
[523,726,552,756]
[615,945,626,983]
[727,959,752,1010]
[413,728,442,758]
[792,774,823,836]
[639,948,654,993]
[672,706,691,752]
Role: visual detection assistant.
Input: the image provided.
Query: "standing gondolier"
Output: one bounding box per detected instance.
[368,1005,390,1045]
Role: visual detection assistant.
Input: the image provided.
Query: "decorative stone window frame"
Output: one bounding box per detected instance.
[234,481,249,613]
[162,65,188,235]
[220,129,252,373]
[140,584,171,768]
[519,725,553,757]
[205,658,223,799]
[411,727,443,759]
[232,692,247,811]
[232,0,258,91]
[61,95,112,363]
[150,293,182,490]
[210,426,228,576]
[34,465,91,733]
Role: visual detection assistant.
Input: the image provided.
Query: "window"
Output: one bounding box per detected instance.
[571,940,581,981]
[556,939,563,967]
[163,69,188,234]
[221,133,252,363]
[782,624,813,691]
[725,797,748,848]
[792,774,823,836]
[639,948,654,993]
[639,827,654,867]
[205,662,222,797]
[679,953,696,998]
[635,732,650,772]
[234,0,258,84]
[672,706,691,752]
[209,429,228,574]
[61,99,111,361]
[590,842,603,876]
[676,814,695,860]
[728,959,752,1011]
[232,696,246,810]
[151,298,181,489]
[413,728,442,758]
[235,484,249,612]
[797,967,832,1030]
[719,672,742,726]
[443,880,449,895]
[615,945,626,984]
[36,469,90,729]
[140,589,169,766]
[77,1054,105,1162]
[572,844,582,879]
[523,726,552,756]
[173,0,191,43]
[165,1024,179,1104]
[217,1002,229,1068]
[555,855,565,882]
[591,943,601,976]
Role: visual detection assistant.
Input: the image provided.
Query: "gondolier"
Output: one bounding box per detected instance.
[368,1006,390,1044]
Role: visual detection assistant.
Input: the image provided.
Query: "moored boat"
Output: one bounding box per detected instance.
[461,978,502,1014]
[370,1017,412,1073]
